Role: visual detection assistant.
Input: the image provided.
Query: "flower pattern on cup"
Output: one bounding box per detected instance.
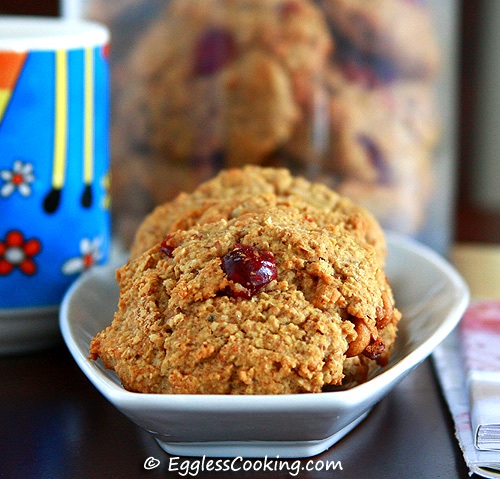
[0,160,35,198]
[62,237,104,275]
[0,230,42,275]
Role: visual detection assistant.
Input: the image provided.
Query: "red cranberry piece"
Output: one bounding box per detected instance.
[221,244,277,298]
[160,235,175,257]
[278,1,302,18]
[356,134,391,184]
[342,58,381,88]
[370,55,399,85]
[193,28,236,76]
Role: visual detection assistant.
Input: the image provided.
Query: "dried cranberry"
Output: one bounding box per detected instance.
[221,244,277,298]
[369,55,399,85]
[160,235,175,257]
[356,134,391,184]
[335,33,399,88]
[278,1,302,18]
[193,28,236,76]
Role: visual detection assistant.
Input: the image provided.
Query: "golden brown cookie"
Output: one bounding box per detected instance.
[90,199,400,394]
[130,166,386,264]
[115,0,332,167]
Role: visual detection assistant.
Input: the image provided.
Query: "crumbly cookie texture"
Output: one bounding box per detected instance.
[130,165,386,264]
[90,168,400,394]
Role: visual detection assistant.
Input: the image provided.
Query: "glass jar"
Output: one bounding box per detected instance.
[80,0,459,255]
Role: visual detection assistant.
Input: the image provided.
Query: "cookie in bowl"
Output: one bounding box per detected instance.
[90,167,400,394]
[130,165,387,264]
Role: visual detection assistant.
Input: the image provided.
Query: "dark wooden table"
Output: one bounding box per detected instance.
[0,342,471,479]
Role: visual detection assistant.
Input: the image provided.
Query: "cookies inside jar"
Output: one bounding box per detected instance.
[83,0,453,253]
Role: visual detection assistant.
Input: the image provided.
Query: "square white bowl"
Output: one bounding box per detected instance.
[60,233,469,458]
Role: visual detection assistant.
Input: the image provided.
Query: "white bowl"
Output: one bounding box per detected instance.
[60,233,469,458]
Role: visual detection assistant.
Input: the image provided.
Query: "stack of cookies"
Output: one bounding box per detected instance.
[90,166,401,394]
[89,0,440,242]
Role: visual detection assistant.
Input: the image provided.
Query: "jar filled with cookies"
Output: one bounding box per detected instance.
[79,0,459,255]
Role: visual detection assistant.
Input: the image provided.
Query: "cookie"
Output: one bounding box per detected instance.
[342,316,398,385]
[90,196,400,394]
[129,166,387,264]
[115,0,333,167]
[323,69,437,234]
[337,178,430,235]
[320,0,440,79]
[328,66,440,147]
[329,83,436,183]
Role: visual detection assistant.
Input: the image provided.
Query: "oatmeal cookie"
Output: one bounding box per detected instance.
[130,166,386,264]
[323,70,436,234]
[116,0,332,167]
[90,201,400,394]
[327,78,436,185]
[320,0,440,79]
[327,66,440,155]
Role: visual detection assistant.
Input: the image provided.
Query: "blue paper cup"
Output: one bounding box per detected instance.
[0,16,110,354]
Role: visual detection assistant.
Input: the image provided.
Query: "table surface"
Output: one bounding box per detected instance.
[1,343,472,479]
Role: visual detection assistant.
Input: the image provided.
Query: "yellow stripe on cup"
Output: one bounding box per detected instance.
[84,47,94,185]
[52,49,68,190]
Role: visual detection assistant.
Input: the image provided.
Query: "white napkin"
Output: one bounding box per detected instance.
[469,373,500,450]
[461,301,500,451]
[433,300,500,478]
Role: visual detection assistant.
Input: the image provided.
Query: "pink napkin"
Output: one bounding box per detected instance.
[460,301,500,451]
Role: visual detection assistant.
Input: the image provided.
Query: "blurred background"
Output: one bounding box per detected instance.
[1,0,498,247]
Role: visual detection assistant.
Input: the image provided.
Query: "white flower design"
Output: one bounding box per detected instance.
[62,237,103,275]
[0,160,35,198]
